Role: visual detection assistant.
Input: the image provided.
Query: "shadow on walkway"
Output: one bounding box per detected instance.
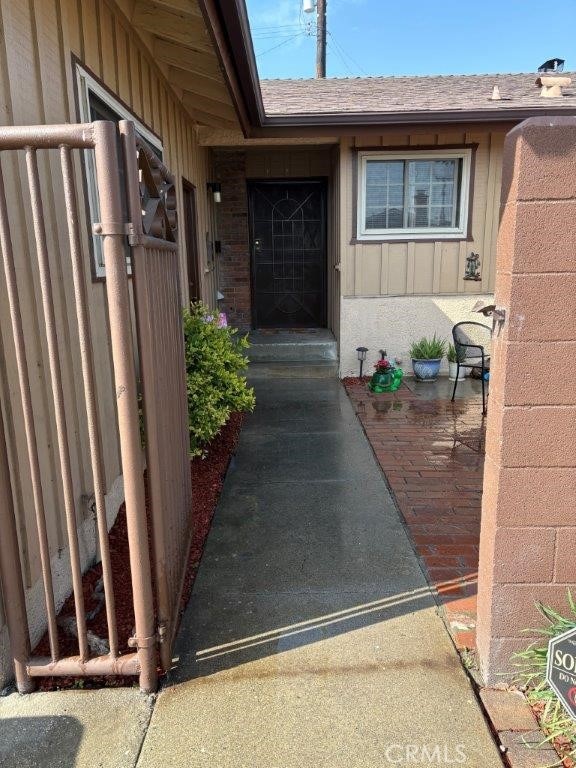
[137,367,502,768]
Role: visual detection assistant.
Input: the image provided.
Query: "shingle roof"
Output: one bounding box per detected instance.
[260,73,576,117]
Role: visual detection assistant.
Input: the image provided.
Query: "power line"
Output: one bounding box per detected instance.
[327,31,367,76]
[326,39,355,76]
[252,32,308,40]
[251,23,305,31]
[256,32,308,57]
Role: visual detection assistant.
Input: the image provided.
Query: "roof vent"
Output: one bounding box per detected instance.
[538,58,565,73]
[535,75,572,98]
[490,85,501,101]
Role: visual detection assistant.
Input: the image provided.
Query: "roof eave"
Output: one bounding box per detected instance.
[257,105,576,129]
[197,0,265,137]
[197,2,576,138]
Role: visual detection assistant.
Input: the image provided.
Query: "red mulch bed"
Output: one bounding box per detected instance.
[33,412,243,690]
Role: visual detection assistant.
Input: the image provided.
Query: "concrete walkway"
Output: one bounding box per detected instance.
[138,366,502,768]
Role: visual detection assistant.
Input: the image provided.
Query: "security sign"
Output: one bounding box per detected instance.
[547,627,576,720]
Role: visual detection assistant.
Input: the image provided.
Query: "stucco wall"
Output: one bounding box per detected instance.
[339,294,493,378]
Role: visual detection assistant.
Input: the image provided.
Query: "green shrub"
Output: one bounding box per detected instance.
[183,303,255,456]
[409,334,447,360]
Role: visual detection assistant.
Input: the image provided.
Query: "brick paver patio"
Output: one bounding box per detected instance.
[343,376,486,650]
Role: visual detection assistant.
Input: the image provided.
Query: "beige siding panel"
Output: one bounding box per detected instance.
[339,138,355,296]
[439,242,460,293]
[410,134,436,146]
[63,0,82,60]
[80,0,102,76]
[405,241,416,294]
[99,1,117,92]
[354,135,380,148]
[380,243,389,295]
[1,0,65,576]
[412,241,435,294]
[35,0,92,509]
[342,128,502,297]
[387,243,408,294]
[432,241,442,293]
[484,132,505,293]
[289,150,310,176]
[129,36,143,116]
[115,21,131,103]
[309,149,330,176]
[357,244,381,296]
[381,134,410,147]
[244,149,331,178]
[437,132,466,145]
[245,152,266,177]
[326,145,340,338]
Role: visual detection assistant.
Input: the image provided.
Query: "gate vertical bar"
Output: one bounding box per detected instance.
[59,145,118,658]
[25,147,89,662]
[0,401,34,693]
[91,120,157,692]
[0,157,60,662]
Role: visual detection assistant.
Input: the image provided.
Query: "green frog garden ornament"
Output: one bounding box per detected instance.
[368,354,403,393]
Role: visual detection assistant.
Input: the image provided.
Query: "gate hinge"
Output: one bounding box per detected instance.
[92,221,134,237]
[127,622,167,650]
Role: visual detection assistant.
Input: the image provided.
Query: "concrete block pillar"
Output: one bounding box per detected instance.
[477,117,576,684]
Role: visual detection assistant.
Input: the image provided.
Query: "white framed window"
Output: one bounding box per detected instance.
[76,64,163,277]
[357,148,472,241]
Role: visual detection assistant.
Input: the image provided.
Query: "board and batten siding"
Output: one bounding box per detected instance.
[245,147,332,178]
[340,130,505,298]
[0,0,215,663]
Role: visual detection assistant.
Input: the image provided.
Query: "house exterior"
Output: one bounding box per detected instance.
[0,0,575,690]
[206,68,576,376]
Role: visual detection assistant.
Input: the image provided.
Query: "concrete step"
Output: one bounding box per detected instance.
[247,329,338,363]
[248,361,339,379]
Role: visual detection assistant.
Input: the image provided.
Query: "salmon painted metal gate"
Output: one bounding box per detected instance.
[120,121,192,673]
[0,120,191,692]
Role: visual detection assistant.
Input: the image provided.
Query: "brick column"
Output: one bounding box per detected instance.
[477,117,576,684]
[214,150,252,330]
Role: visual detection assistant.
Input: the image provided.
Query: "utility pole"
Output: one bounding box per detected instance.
[316,0,326,78]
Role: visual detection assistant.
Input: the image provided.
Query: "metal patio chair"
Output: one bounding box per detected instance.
[451,321,491,416]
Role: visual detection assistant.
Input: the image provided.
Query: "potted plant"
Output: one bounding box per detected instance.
[409,334,447,382]
[447,343,466,382]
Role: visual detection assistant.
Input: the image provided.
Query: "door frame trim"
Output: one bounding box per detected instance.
[247,177,329,330]
[182,178,201,304]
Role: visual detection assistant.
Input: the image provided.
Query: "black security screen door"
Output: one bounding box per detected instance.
[249,181,327,328]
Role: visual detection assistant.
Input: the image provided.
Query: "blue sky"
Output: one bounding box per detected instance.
[245,0,576,80]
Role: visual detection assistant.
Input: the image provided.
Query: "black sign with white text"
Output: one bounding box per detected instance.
[547,627,576,720]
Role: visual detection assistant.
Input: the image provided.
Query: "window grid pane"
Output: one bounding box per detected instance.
[363,156,462,233]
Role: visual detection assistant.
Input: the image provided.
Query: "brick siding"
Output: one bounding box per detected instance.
[214,150,252,330]
[476,117,576,684]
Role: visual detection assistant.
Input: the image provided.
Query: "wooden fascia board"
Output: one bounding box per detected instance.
[196,0,262,136]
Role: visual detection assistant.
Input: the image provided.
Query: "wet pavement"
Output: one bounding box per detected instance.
[344,376,486,650]
[137,366,501,768]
